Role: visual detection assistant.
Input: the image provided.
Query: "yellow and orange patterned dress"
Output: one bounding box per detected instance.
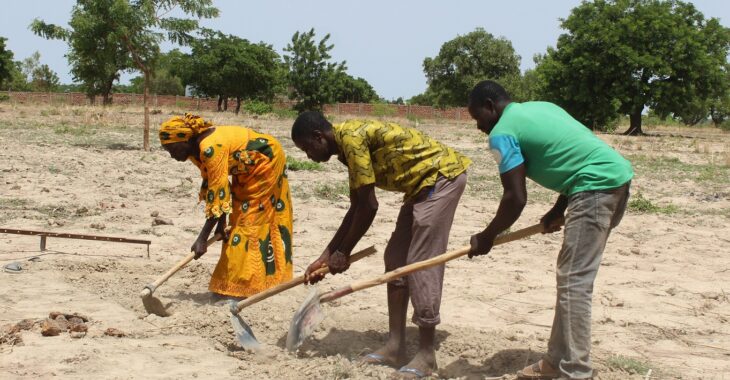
[191,126,293,297]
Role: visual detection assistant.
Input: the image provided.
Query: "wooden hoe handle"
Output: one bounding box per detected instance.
[320,222,555,304]
[234,245,377,313]
[140,232,223,297]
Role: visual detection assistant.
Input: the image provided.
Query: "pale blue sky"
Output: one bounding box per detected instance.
[1,0,728,100]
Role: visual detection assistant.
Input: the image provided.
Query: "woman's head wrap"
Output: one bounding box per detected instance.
[159,113,213,145]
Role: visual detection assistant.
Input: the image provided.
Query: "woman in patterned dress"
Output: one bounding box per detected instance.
[159,113,293,297]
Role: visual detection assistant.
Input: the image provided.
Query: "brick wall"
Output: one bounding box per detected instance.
[2,91,469,121]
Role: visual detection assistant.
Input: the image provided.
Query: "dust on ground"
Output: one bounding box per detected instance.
[0,103,728,379]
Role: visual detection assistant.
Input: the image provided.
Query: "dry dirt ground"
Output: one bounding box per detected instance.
[0,103,728,379]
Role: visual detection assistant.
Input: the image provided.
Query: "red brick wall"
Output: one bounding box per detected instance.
[3,91,469,121]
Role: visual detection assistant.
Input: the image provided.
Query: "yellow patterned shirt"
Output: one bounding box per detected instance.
[333,120,471,200]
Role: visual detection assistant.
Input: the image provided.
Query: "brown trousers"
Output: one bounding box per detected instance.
[384,173,467,327]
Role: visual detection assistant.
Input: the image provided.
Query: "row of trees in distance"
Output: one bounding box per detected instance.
[0,0,728,140]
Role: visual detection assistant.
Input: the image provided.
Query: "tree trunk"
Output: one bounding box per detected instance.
[217,95,223,112]
[223,96,228,111]
[102,78,114,105]
[235,97,241,115]
[143,70,150,152]
[623,109,644,136]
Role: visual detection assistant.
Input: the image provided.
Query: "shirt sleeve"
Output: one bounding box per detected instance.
[488,134,524,174]
[339,129,376,190]
[199,142,232,218]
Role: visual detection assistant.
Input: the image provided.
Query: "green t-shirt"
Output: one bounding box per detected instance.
[488,102,633,195]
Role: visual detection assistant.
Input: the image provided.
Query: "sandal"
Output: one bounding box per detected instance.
[389,366,433,379]
[517,360,560,379]
[360,353,400,368]
[3,262,22,274]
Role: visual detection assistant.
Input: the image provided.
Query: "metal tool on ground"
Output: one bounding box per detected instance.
[0,228,152,257]
[230,245,377,350]
[140,233,223,317]
[286,222,557,351]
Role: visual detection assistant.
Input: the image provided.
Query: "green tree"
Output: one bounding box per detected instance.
[283,28,347,112]
[2,61,31,91]
[129,68,184,95]
[111,0,218,150]
[30,64,60,92]
[31,1,131,104]
[335,74,379,103]
[185,32,284,113]
[537,0,729,134]
[408,89,437,106]
[422,28,521,107]
[0,37,16,89]
[126,51,187,95]
[709,71,730,126]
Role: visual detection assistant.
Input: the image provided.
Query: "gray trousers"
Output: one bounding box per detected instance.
[383,173,467,328]
[546,182,631,379]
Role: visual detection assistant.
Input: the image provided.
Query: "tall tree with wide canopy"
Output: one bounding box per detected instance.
[33,0,218,150]
[537,0,729,134]
[422,27,521,107]
[283,28,347,112]
[111,0,218,151]
[184,32,284,113]
[31,0,131,104]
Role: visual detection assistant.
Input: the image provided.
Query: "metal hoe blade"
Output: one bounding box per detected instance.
[141,286,171,317]
[229,300,261,350]
[286,288,326,352]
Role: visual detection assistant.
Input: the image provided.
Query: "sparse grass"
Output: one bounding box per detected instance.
[271,107,298,119]
[628,192,679,214]
[628,154,730,185]
[406,114,423,126]
[0,197,30,209]
[314,181,350,200]
[286,156,322,171]
[54,123,96,136]
[605,354,652,375]
[331,362,352,379]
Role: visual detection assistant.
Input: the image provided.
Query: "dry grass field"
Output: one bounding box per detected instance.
[0,102,728,379]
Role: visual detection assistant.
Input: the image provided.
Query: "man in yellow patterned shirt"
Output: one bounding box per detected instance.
[292,111,471,378]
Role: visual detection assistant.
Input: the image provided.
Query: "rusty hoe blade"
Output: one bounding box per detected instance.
[229,300,261,350]
[286,288,327,352]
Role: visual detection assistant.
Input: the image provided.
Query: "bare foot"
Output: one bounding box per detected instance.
[392,350,437,379]
[360,343,407,369]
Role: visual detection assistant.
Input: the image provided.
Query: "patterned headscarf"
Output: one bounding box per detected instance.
[159,113,214,145]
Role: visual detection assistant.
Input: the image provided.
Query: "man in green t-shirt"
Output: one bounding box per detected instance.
[467,81,633,380]
[292,111,471,378]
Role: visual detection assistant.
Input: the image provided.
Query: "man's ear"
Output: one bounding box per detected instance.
[483,98,496,114]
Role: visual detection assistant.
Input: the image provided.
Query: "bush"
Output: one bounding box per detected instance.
[286,156,322,171]
[628,192,678,214]
[0,94,9,102]
[314,182,350,200]
[243,100,273,115]
[719,119,730,132]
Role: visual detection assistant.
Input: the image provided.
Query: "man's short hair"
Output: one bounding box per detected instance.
[291,111,332,141]
[469,80,511,107]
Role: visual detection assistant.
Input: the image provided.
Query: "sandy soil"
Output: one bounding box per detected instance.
[0,103,728,379]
